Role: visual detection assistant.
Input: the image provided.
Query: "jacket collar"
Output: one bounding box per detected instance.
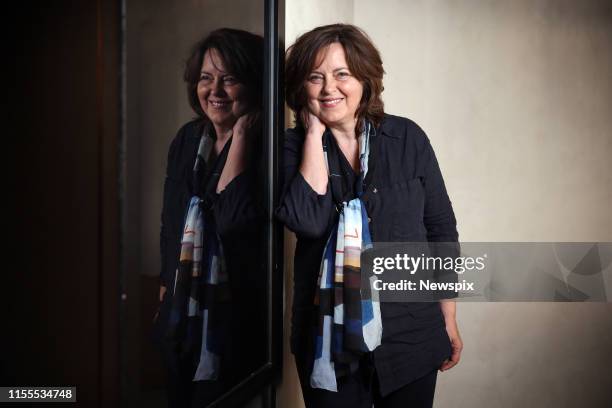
[377,114,402,139]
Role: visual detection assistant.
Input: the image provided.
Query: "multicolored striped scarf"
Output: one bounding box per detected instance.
[166,129,231,381]
[311,121,383,392]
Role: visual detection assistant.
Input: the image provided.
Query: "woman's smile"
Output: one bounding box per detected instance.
[319,97,344,108]
[208,99,233,109]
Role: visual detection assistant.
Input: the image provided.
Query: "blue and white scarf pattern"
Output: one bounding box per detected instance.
[166,132,230,381]
[311,121,383,391]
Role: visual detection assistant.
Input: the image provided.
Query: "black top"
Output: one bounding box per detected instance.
[275,114,459,396]
[159,120,264,291]
[334,139,360,200]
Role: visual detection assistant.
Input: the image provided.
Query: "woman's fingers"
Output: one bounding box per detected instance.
[439,353,459,371]
[439,359,450,371]
[440,326,463,372]
[248,110,260,126]
[300,109,326,137]
[439,358,456,371]
[159,285,167,302]
[233,111,255,136]
[440,347,461,371]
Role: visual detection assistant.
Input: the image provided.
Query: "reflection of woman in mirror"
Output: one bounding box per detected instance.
[276,24,462,407]
[152,28,265,408]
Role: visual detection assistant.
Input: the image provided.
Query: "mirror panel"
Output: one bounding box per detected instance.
[121,1,269,406]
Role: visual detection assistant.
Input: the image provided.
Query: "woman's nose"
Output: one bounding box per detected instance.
[323,76,337,94]
[212,78,226,96]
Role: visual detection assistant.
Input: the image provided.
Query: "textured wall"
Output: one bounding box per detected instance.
[282,0,612,407]
[355,0,612,243]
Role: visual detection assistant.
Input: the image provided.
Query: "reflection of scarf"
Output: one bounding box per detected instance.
[311,122,383,392]
[166,130,231,381]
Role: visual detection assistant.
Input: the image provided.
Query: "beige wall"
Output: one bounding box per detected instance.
[280,1,612,407]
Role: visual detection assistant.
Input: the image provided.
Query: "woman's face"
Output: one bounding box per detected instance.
[304,42,363,129]
[197,48,249,132]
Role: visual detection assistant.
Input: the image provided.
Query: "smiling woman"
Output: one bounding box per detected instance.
[276,24,461,408]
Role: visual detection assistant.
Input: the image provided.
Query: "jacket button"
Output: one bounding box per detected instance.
[372,187,378,193]
[368,217,372,223]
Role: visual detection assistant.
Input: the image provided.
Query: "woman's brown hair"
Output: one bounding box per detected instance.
[285,24,385,129]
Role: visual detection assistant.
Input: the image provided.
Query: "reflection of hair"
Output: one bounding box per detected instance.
[285,24,385,129]
[184,28,263,118]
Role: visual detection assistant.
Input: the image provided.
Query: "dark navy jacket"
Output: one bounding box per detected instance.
[275,113,459,396]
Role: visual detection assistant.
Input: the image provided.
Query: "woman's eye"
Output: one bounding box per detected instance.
[223,76,237,84]
[199,74,212,83]
[308,75,323,83]
[336,71,350,79]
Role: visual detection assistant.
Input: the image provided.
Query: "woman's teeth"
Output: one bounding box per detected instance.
[210,100,230,108]
[321,98,342,107]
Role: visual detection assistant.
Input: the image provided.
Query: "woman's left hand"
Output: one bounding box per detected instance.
[232,110,260,138]
[440,318,463,372]
[216,110,259,193]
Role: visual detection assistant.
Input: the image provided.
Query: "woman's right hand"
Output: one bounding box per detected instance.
[300,109,326,138]
[232,110,261,139]
[153,285,167,323]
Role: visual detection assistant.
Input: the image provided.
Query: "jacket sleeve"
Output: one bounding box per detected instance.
[414,123,460,299]
[274,128,334,239]
[417,130,459,243]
